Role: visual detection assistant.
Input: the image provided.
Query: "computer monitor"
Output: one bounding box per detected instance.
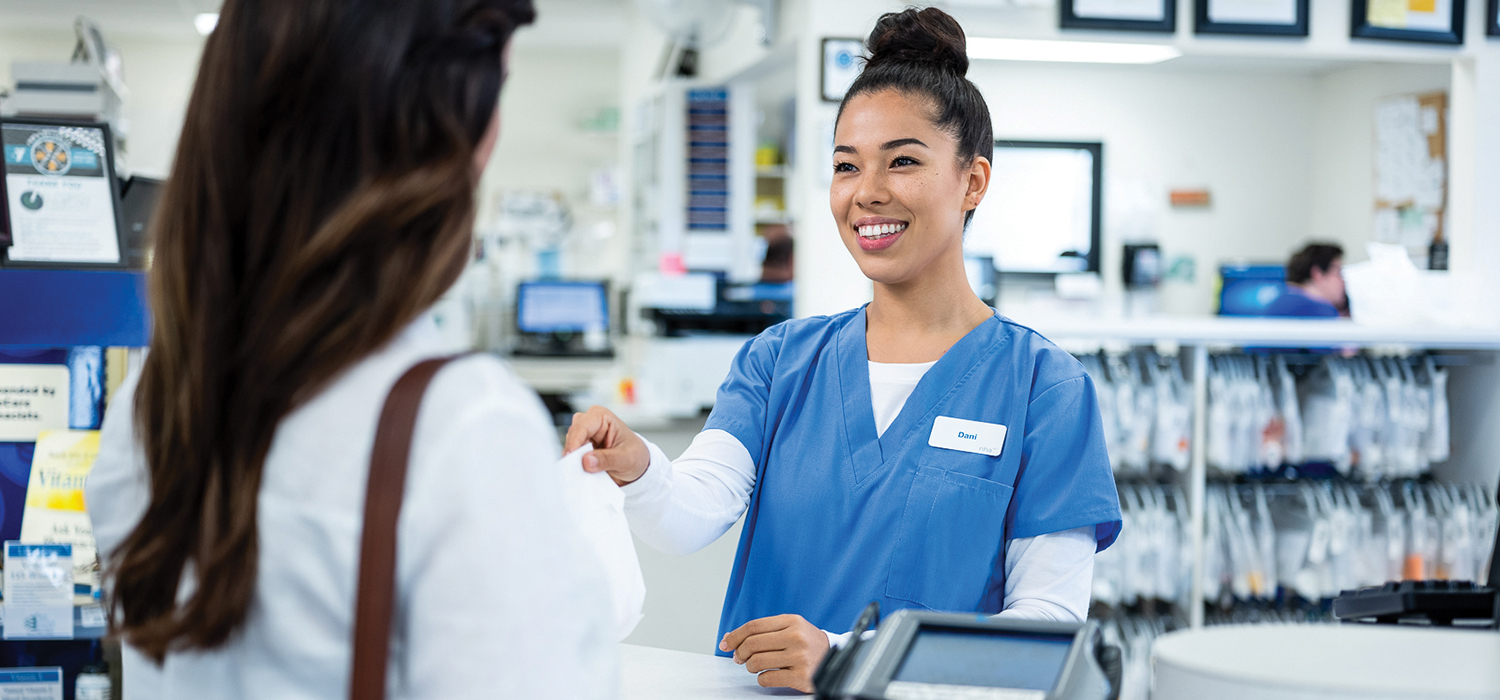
[517,280,609,335]
[118,176,162,269]
[1218,264,1286,316]
[964,140,1102,275]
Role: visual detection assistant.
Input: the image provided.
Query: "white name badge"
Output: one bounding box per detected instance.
[928,416,1007,457]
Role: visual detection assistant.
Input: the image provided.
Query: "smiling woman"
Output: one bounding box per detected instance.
[565,6,1122,695]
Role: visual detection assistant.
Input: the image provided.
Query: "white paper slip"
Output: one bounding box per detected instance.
[0,667,62,700]
[555,445,645,641]
[928,416,1007,457]
[3,543,73,640]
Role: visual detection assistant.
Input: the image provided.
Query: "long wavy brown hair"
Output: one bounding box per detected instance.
[108,0,533,660]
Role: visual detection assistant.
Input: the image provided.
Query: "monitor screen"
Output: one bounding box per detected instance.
[1219,265,1286,316]
[2,120,121,266]
[965,141,1101,275]
[518,281,608,334]
[892,626,1073,691]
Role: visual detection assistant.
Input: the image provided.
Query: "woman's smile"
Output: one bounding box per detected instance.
[855,216,909,251]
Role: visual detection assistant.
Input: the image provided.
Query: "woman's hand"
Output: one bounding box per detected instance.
[719,614,830,694]
[564,406,650,486]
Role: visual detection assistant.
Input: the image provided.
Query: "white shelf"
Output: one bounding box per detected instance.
[753,213,790,225]
[1010,315,1500,350]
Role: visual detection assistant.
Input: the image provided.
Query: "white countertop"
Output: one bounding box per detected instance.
[1011,314,1500,350]
[621,644,804,699]
[1152,624,1500,700]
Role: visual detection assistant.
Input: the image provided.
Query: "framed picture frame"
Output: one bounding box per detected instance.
[1061,0,1177,32]
[1,118,126,269]
[1351,0,1466,44]
[821,38,865,103]
[1488,0,1499,36]
[1195,0,1309,36]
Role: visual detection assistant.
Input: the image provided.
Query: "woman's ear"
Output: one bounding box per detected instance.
[963,155,991,214]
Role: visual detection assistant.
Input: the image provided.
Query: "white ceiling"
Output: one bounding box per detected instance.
[0,0,222,37]
[0,0,626,45]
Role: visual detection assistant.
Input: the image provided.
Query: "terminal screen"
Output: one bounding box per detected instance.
[518,281,608,334]
[892,626,1073,691]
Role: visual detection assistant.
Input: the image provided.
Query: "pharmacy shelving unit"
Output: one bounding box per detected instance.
[1015,314,1500,628]
[0,267,147,654]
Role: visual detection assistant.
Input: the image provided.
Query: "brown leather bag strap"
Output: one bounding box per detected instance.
[350,354,471,700]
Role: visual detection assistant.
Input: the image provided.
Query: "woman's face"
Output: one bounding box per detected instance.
[830,89,988,287]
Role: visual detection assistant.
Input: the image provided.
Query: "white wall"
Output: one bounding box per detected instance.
[0,29,205,178]
[1308,63,1451,266]
[484,46,622,196]
[776,0,1500,320]
[971,62,1320,316]
[478,45,626,283]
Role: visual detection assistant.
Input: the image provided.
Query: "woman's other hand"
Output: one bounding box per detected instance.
[564,406,650,486]
[719,614,830,694]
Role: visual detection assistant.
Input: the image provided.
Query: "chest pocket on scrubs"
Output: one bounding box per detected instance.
[885,464,1013,612]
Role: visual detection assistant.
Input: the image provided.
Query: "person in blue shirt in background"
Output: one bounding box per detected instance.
[1265,243,1348,318]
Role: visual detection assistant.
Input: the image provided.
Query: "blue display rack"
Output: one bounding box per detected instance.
[0,269,150,348]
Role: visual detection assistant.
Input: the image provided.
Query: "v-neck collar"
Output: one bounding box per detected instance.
[836,306,1005,484]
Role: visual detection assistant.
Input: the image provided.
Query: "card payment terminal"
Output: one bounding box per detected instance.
[813,609,1120,700]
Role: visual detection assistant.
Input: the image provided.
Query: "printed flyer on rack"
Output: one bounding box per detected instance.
[2,124,119,265]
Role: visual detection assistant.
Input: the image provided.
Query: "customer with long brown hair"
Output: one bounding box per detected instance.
[84,0,617,697]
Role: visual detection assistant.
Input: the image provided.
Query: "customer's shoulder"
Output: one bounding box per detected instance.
[425,353,545,418]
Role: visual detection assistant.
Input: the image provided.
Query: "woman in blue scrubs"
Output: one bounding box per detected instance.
[567,7,1121,693]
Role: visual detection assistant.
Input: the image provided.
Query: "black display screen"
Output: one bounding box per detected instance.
[892,626,1073,691]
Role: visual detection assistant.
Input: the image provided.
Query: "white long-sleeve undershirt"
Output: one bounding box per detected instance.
[620,361,1097,645]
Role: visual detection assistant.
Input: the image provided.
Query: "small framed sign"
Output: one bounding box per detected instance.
[1,118,125,268]
[822,38,866,103]
[1062,0,1177,32]
[1195,0,1309,35]
[1351,0,1467,44]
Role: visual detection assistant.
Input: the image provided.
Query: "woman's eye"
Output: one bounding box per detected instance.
[833,162,856,173]
[892,156,918,167]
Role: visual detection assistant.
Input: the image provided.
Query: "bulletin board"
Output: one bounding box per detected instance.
[1372,91,1446,255]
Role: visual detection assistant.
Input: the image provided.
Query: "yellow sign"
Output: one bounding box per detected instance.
[20,430,101,598]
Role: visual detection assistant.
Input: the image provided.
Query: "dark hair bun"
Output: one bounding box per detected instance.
[865,7,969,78]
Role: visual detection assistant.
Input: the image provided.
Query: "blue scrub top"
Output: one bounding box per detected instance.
[704,307,1121,652]
[1264,289,1339,317]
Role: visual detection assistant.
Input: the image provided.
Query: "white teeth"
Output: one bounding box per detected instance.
[858,223,906,238]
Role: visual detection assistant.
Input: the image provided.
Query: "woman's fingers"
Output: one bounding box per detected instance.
[724,614,828,694]
[743,650,798,674]
[564,406,619,452]
[756,668,815,694]
[720,615,786,654]
[584,437,651,486]
[563,411,594,452]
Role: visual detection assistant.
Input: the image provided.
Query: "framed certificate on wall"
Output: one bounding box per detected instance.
[1352,0,1467,44]
[1195,0,1309,35]
[1061,0,1177,32]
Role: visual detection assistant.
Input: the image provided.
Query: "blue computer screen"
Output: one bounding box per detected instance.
[892,627,1073,691]
[1219,265,1287,317]
[517,281,607,334]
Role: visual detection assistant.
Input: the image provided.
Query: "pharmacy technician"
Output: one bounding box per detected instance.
[567,7,1121,694]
